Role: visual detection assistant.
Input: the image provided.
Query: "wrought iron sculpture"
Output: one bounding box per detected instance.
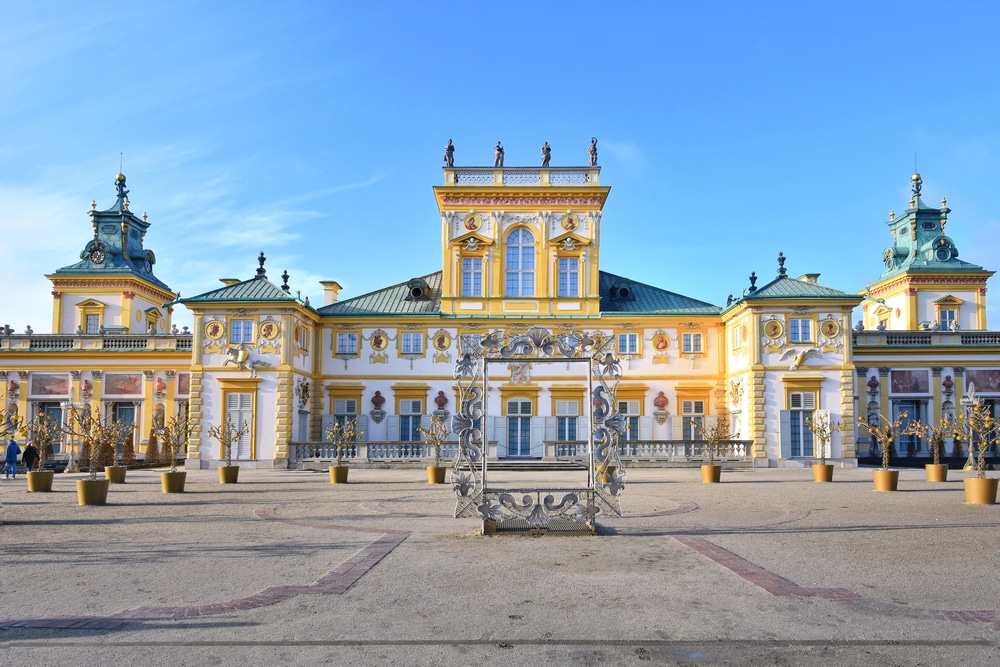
[451,327,626,532]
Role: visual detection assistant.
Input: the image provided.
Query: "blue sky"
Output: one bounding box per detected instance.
[2,1,999,332]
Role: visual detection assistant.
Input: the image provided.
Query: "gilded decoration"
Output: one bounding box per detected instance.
[763,318,784,340]
[205,319,224,340]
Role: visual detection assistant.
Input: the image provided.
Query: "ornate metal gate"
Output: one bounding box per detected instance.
[450,327,626,534]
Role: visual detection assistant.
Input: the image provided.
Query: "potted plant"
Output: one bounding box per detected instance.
[158,413,189,493]
[325,418,363,484]
[954,394,999,504]
[63,406,127,505]
[25,413,59,492]
[693,413,738,483]
[208,417,248,484]
[906,415,954,482]
[104,426,130,484]
[858,410,908,491]
[417,416,449,484]
[804,411,847,482]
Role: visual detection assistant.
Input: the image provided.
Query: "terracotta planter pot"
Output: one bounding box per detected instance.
[329,466,349,484]
[105,465,127,484]
[26,470,54,492]
[427,466,447,484]
[812,463,834,483]
[161,470,187,493]
[872,469,899,491]
[925,463,948,483]
[598,466,617,484]
[76,478,110,506]
[218,465,240,484]
[963,477,998,505]
[701,464,721,484]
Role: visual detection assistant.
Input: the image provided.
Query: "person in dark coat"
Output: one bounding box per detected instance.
[21,442,39,472]
[4,438,20,478]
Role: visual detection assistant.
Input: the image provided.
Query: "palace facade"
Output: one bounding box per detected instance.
[2,164,998,469]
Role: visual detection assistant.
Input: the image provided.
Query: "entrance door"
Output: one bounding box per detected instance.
[506,399,532,457]
[113,403,136,457]
[895,401,920,456]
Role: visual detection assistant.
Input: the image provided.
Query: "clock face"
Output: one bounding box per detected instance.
[144,259,152,273]
[90,248,105,264]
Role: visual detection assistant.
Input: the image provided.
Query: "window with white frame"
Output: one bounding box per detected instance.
[682,400,705,440]
[789,318,812,343]
[336,332,358,355]
[461,257,483,297]
[938,309,956,330]
[682,333,703,354]
[731,324,744,351]
[788,392,816,457]
[85,314,100,334]
[401,332,423,355]
[399,399,422,442]
[556,400,579,441]
[505,229,535,297]
[618,400,640,442]
[333,399,358,428]
[617,332,639,355]
[230,319,254,344]
[557,257,579,297]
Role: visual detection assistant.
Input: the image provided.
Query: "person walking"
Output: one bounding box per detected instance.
[4,438,20,479]
[21,441,39,472]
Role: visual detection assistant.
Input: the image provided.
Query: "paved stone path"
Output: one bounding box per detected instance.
[0,466,996,665]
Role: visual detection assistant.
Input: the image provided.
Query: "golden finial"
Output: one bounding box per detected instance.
[143,211,148,222]
[941,196,947,207]
[909,197,915,208]
[91,200,97,210]
[889,209,895,220]
[123,199,129,210]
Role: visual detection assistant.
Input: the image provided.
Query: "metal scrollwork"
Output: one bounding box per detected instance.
[451,327,626,532]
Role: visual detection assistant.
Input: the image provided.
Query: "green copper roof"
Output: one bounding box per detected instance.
[317,271,720,317]
[598,271,720,315]
[180,276,298,304]
[743,275,859,300]
[50,183,172,292]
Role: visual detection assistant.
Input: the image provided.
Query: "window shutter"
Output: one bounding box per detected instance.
[355,415,368,441]
[419,415,432,433]
[386,415,400,441]
[490,415,507,454]
[321,415,337,438]
[670,416,683,440]
[531,417,544,457]
[556,400,578,417]
[544,416,556,441]
[779,410,791,458]
[639,416,653,440]
[704,415,718,430]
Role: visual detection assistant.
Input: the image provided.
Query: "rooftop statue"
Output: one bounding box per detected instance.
[494,141,504,167]
[541,141,551,167]
[588,137,598,167]
[444,139,454,167]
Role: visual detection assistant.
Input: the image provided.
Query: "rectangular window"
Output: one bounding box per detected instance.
[401,332,423,355]
[682,333,703,354]
[557,257,579,297]
[789,318,812,343]
[939,309,956,329]
[85,314,100,334]
[336,332,358,355]
[461,257,483,297]
[230,319,254,344]
[682,400,705,440]
[789,392,816,457]
[556,400,579,441]
[731,325,744,351]
[617,400,640,442]
[399,399,422,442]
[617,333,639,355]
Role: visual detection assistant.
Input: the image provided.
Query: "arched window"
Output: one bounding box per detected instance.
[505,229,535,297]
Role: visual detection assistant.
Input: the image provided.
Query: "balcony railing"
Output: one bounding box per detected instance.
[852,330,1000,347]
[445,166,601,187]
[288,439,752,467]
[0,333,193,352]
